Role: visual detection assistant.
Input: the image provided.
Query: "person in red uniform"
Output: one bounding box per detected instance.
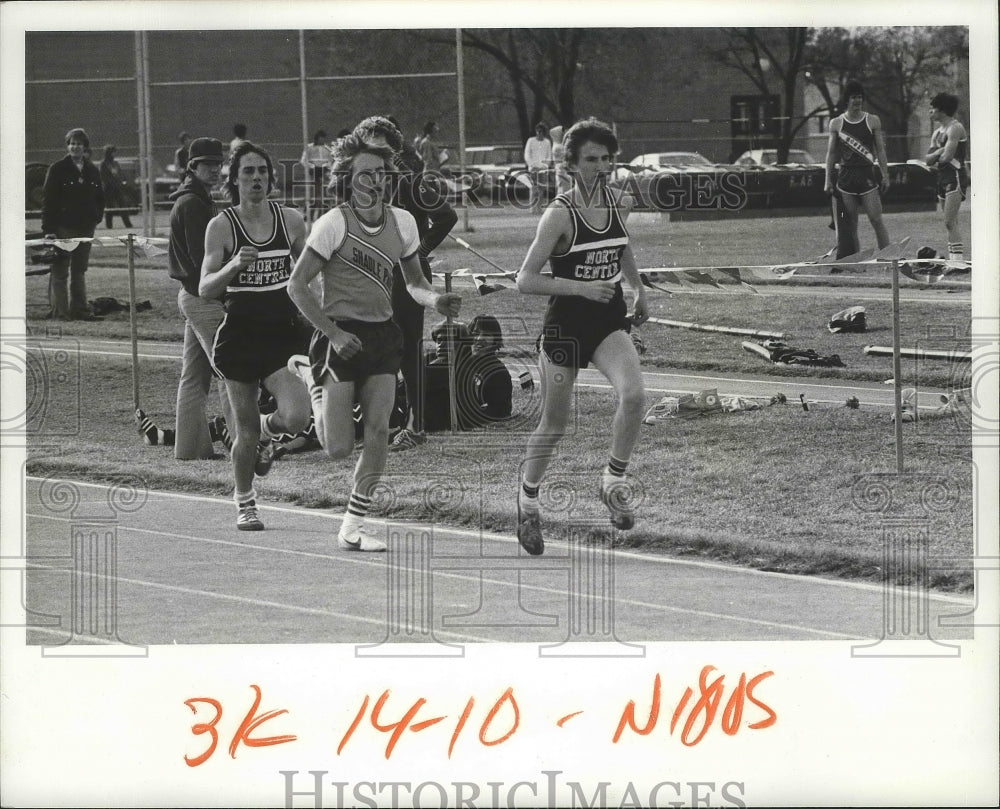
[514,117,649,555]
[823,80,891,256]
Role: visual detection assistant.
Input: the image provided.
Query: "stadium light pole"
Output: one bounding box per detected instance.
[456,28,469,232]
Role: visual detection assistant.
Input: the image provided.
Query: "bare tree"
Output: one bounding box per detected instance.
[429,29,589,140]
[711,28,812,163]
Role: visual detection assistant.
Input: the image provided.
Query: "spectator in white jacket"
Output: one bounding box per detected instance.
[524,122,553,212]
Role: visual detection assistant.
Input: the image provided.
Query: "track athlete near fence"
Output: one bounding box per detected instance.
[513,117,650,556]
[824,80,891,258]
[925,92,970,264]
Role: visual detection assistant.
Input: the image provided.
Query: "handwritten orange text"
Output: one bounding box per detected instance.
[337,687,520,760]
[183,684,297,767]
[613,666,777,747]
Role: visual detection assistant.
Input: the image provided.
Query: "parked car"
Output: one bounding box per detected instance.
[628,152,715,171]
[733,148,819,167]
[456,144,528,201]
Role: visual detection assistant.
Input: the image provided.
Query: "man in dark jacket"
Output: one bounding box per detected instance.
[42,127,104,320]
[168,137,232,459]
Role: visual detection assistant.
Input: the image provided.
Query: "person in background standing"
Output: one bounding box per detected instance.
[925,92,969,262]
[524,122,554,212]
[416,120,444,173]
[229,123,248,157]
[99,144,133,229]
[823,80,891,255]
[174,131,190,177]
[168,137,234,461]
[41,127,104,321]
[300,129,332,221]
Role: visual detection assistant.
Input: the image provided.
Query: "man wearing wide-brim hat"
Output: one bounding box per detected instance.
[166,137,234,459]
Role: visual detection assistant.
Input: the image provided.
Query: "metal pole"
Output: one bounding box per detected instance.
[455,28,469,232]
[141,31,156,236]
[133,32,150,237]
[298,30,310,217]
[891,259,904,474]
[127,234,140,413]
[444,272,459,434]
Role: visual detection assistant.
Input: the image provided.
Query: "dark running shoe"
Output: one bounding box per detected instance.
[600,475,636,531]
[516,489,544,555]
[254,440,276,477]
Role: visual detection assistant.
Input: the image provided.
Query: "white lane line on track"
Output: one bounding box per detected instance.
[25,520,857,640]
[27,478,974,608]
[32,345,944,405]
[25,562,500,643]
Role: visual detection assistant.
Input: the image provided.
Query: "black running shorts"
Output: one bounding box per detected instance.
[836,165,879,196]
[213,314,308,384]
[540,291,628,370]
[309,319,403,383]
[936,165,969,202]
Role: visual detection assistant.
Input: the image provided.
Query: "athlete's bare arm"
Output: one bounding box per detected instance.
[199,214,252,299]
[824,117,842,194]
[870,114,891,192]
[400,254,461,317]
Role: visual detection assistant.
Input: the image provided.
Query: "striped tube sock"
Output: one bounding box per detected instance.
[219,423,233,452]
[604,455,629,478]
[947,242,964,261]
[135,408,175,447]
[346,490,372,519]
[520,479,540,514]
[341,490,372,535]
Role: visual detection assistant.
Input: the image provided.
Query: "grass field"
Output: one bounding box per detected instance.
[23,205,975,591]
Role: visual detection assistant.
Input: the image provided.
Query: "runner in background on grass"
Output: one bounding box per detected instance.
[823,80,891,256]
[924,92,969,262]
[199,141,312,531]
[515,116,649,556]
[285,132,461,552]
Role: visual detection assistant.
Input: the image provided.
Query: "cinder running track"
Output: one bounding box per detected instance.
[22,478,974,648]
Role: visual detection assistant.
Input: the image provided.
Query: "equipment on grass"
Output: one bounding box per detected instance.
[742,340,845,367]
[828,306,867,334]
[647,316,788,341]
[863,345,971,362]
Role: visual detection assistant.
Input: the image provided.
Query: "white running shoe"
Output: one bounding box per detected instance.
[337,522,387,552]
[287,354,313,386]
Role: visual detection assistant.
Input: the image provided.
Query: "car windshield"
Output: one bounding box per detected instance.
[658,153,711,166]
[762,150,816,165]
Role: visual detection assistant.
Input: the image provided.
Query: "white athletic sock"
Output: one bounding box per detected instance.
[235,488,257,506]
[947,242,964,261]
